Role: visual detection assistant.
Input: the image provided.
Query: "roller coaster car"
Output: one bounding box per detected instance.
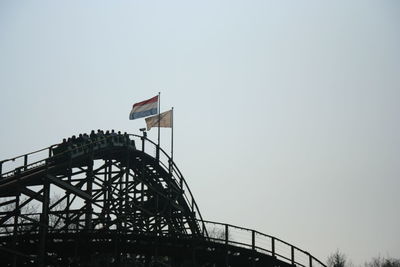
[51,144,66,156]
[49,144,71,163]
[48,135,136,165]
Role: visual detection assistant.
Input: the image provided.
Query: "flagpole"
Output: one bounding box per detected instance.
[171,107,174,162]
[157,92,161,160]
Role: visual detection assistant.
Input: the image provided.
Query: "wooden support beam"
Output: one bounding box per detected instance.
[20,187,44,202]
[46,174,91,201]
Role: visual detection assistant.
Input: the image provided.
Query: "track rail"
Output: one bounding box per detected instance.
[0,131,326,267]
[0,133,207,235]
[200,220,326,267]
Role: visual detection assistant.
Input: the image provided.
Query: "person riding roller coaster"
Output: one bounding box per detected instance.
[51,130,133,158]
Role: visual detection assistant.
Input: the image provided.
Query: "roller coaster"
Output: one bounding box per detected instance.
[0,131,327,267]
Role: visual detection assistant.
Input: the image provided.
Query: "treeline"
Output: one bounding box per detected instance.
[328,250,400,267]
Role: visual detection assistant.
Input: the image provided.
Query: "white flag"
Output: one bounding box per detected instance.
[145,109,173,131]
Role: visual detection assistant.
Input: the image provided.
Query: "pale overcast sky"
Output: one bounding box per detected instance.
[0,1,399,265]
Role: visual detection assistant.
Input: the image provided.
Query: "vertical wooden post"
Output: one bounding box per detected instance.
[141,131,146,152]
[252,230,255,250]
[271,237,275,257]
[125,148,130,231]
[291,246,295,265]
[225,224,229,267]
[225,224,229,245]
[118,162,123,231]
[65,160,72,231]
[38,180,50,267]
[252,230,256,267]
[12,194,20,267]
[23,155,28,171]
[107,160,112,225]
[85,157,93,230]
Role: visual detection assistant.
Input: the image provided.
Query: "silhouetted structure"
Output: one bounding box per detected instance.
[0,131,326,267]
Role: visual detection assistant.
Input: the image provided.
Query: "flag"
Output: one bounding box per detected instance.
[145,109,173,131]
[129,95,159,120]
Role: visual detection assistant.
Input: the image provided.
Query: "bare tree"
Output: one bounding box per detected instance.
[0,197,40,235]
[207,227,226,240]
[206,225,232,244]
[366,257,400,267]
[0,193,67,235]
[48,193,67,229]
[327,250,348,267]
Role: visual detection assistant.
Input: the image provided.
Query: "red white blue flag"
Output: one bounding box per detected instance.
[129,95,159,120]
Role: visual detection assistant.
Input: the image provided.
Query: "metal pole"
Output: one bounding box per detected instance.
[171,107,174,161]
[157,92,161,160]
[142,131,146,152]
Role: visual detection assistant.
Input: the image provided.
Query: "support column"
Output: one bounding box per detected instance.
[38,180,50,267]
[65,162,72,231]
[225,224,229,266]
[12,194,20,267]
[85,158,93,230]
[125,149,130,222]
[23,155,28,171]
[118,162,124,231]
[291,246,295,265]
[252,230,256,267]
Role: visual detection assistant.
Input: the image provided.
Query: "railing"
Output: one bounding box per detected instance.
[0,132,326,267]
[199,220,326,267]
[0,132,207,236]
[0,216,326,267]
[0,146,52,179]
[128,134,208,236]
